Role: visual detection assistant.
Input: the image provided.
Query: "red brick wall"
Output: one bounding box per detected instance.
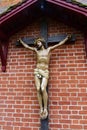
[0,18,87,130]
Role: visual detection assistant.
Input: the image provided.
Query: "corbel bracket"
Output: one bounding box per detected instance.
[0,40,9,72]
[85,32,87,56]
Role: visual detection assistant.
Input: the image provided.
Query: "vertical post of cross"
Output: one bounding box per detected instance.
[40,19,49,130]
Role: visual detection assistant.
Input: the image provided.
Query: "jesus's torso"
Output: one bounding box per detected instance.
[36,49,50,70]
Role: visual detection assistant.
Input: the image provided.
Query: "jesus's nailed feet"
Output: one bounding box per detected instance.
[40,108,48,120]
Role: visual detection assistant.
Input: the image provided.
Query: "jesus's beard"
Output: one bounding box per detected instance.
[37,45,42,50]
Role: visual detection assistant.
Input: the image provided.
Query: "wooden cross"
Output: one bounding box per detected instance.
[16,19,76,130]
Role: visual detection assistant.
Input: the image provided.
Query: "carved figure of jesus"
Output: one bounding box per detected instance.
[19,35,70,119]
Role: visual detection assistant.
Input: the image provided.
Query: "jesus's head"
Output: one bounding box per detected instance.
[34,38,46,50]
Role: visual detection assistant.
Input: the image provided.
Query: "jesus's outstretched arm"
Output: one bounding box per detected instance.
[49,35,71,51]
[19,38,36,51]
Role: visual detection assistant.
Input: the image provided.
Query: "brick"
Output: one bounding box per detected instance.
[80,120,87,124]
[14,127,20,130]
[84,126,87,129]
[50,124,62,128]
[3,126,13,130]
[69,106,81,110]
[59,101,70,105]
[70,125,82,129]
[70,115,82,119]
[20,127,32,130]
[59,119,71,124]
[59,110,71,114]
[79,111,87,114]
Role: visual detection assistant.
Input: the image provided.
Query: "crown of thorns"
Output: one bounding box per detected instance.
[34,38,45,45]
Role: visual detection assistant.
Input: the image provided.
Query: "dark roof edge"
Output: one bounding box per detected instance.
[46,0,87,17]
[0,0,38,24]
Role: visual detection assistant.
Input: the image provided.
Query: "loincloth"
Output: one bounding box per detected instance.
[34,68,49,79]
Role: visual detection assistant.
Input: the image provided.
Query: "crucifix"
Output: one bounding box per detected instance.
[16,19,75,130]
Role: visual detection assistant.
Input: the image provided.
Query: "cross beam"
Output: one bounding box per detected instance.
[16,34,76,46]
